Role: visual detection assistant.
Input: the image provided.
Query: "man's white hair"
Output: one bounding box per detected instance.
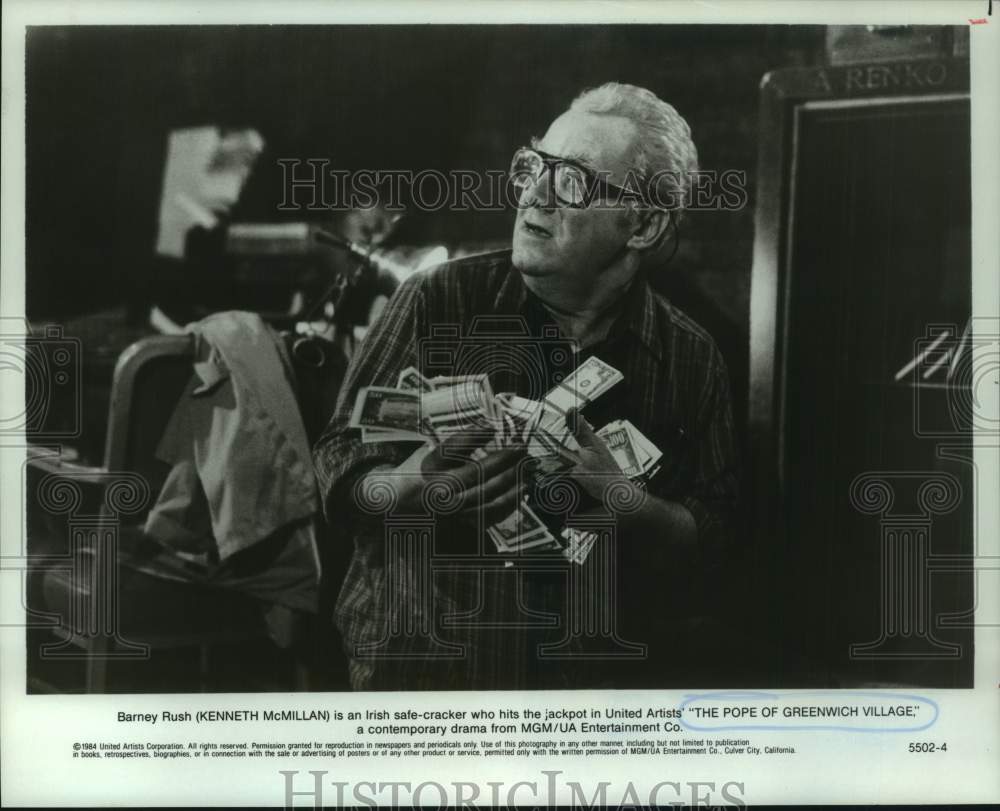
[570,82,698,221]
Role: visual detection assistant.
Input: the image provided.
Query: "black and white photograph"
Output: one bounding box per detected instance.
[2,1,997,807]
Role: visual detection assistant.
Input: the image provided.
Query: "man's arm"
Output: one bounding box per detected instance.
[312,273,427,522]
[675,351,740,562]
[617,486,698,547]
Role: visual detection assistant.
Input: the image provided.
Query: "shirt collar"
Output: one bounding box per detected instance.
[494,258,663,360]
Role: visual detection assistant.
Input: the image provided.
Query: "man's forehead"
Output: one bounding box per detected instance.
[536,110,638,175]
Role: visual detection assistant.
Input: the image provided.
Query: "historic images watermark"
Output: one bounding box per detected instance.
[280,769,747,808]
[1,318,153,670]
[0,318,82,441]
[276,160,749,213]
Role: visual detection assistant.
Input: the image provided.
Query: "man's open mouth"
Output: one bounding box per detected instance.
[522,221,552,238]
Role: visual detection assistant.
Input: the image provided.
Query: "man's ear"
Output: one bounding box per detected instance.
[625,208,671,252]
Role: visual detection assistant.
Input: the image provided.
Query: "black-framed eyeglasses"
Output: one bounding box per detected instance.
[509,146,648,209]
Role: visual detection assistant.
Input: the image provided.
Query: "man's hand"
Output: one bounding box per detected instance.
[362,427,527,525]
[563,407,637,505]
[563,407,696,546]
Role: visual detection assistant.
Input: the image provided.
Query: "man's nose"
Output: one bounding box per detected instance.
[520,166,556,211]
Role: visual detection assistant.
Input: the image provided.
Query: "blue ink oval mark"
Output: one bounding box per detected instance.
[677,690,939,733]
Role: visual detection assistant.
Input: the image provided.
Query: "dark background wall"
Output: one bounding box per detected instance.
[26,25,825,329]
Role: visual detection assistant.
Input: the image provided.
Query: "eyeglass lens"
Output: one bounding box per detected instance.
[510,149,587,205]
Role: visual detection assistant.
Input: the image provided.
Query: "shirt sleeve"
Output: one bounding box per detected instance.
[312,272,427,523]
[679,346,741,564]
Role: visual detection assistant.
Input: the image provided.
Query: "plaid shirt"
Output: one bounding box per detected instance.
[313,249,739,690]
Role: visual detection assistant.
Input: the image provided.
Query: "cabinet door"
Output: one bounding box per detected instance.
[750,65,974,687]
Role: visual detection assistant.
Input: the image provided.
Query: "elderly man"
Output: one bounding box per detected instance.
[314,82,739,691]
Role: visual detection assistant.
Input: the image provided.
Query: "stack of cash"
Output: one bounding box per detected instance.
[596,419,663,484]
[348,356,661,564]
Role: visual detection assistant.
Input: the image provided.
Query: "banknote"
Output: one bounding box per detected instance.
[542,355,623,416]
[599,421,643,477]
[349,386,424,438]
[397,366,433,392]
[349,359,663,562]
[486,501,559,553]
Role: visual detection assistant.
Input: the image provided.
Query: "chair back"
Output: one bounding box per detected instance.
[102,331,347,524]
[103,335,195,514]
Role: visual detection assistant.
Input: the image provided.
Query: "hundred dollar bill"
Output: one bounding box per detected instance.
[598,420,643,478]
[597,419,663,480]
[627,422,662,475]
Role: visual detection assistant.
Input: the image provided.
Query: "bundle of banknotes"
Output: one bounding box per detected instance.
[349,356,662,564]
